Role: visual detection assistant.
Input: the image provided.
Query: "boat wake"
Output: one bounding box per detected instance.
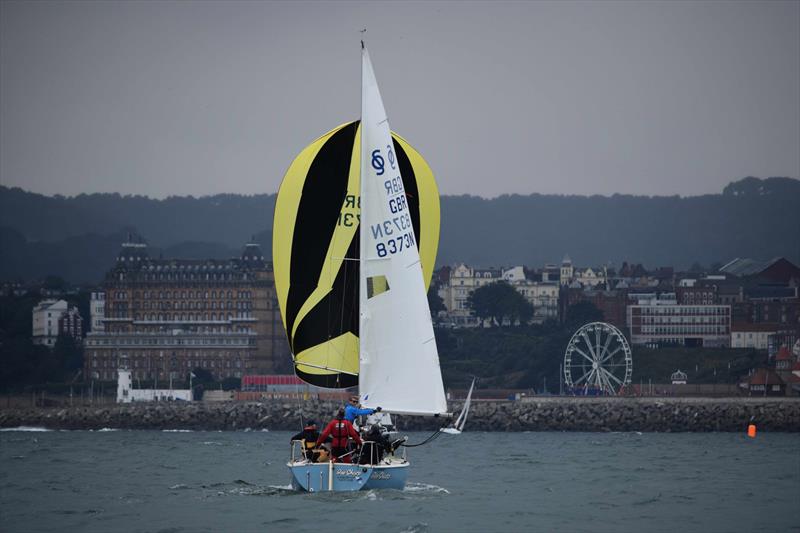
[189,480,298,498]
[0,426,52,432]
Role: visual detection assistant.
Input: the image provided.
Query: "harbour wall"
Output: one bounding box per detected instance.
[1,397,798,432]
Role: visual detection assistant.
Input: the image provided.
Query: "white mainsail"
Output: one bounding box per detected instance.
[357,43,447,416]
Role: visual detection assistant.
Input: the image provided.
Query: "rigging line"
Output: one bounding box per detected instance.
[337,246,350,366]
[400,426,447,447]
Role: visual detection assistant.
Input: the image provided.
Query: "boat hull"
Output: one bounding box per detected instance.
[361,462,409,490]
[288,462,372,492]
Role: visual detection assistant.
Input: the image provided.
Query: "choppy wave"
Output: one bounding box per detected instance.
[162,429,193,432]
[0,427,52,432]
[404,482,450,494]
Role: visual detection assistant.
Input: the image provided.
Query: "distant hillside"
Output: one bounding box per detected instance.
[1,177,798,284]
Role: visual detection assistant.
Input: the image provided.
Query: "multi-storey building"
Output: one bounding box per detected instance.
[559,256,574,286]
[501,267,559,323]
[32,299,82,346]
[58,307,83,340]
[626,293,731,348]
[438,264,559,326]
[32,299,68,346]
[573,267,606,289]
[438,264,501,326]
[84,239,290,382]
[90,291,105,332]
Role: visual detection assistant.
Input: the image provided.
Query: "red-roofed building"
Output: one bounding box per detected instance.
[774,346,800,396]
[745,368,786,396]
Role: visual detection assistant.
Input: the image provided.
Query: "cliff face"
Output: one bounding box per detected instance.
[1,397,798,432]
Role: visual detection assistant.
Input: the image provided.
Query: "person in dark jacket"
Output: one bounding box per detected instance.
[359,424,391,464]
[316,408,362,463]
[290,421,324,462]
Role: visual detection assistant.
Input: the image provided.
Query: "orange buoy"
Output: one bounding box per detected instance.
[747,424,757,438]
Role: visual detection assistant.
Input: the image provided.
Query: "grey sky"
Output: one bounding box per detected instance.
[1,1,798,199]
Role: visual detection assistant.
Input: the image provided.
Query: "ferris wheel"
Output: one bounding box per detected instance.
[564,322,632,395]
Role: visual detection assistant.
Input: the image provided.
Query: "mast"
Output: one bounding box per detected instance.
[358,39,367,385]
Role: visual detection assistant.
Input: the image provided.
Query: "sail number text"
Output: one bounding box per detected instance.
[375,230,416,258]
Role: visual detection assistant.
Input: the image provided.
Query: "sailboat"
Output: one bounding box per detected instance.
[274,42,448,492]
[441,378,475,435]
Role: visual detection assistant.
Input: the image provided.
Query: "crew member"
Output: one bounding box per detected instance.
[290,420,323,462]
[316,408,362,463]
[344,395,382,425]
[360,424,391,464]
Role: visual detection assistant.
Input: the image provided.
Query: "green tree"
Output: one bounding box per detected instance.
[564,301,604,329]
[466,281,533,326]
[427,286,446,315]
[53,334,83,374]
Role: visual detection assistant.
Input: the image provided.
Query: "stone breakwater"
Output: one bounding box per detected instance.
[1,397,798,432]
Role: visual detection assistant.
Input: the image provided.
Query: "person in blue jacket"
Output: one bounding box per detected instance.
[344,395,381,424]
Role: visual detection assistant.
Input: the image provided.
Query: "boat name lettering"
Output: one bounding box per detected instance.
[371,471,391,480]
[371,149,385,175]
[335,468,362,478]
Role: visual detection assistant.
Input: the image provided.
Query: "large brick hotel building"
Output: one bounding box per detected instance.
[84,238,290,382]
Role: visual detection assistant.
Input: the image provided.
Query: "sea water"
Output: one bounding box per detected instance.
[1,428,797,532]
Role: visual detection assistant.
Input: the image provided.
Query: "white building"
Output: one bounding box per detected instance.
[90,291,105,332]
[627,293,731,348]
[502,266,559,322]
[32,299,68,346]
[116,369,192,403]
[560,255,574,286]
[438,264,502,326]
[731,324,776,350]
[574,267,606,289]
[438,264,559,326]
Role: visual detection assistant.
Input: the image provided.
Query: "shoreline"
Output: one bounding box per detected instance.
[1,397,798,432]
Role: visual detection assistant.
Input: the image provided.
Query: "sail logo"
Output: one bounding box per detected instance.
[386,145,396,170]
[371,149,385,175]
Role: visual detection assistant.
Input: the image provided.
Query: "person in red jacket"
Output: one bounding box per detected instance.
[316,408,362,463]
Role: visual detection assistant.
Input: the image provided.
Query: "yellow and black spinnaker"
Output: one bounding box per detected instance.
[273,121,440,388]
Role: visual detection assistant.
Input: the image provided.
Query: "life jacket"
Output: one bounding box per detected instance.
[330,418,352,448]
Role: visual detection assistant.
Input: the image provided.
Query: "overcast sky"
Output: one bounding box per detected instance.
[1,1,798,199]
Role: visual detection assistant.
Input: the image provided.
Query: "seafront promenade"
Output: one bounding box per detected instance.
[1,397,798,432]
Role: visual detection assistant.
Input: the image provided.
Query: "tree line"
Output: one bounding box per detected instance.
[2,176,798,284]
